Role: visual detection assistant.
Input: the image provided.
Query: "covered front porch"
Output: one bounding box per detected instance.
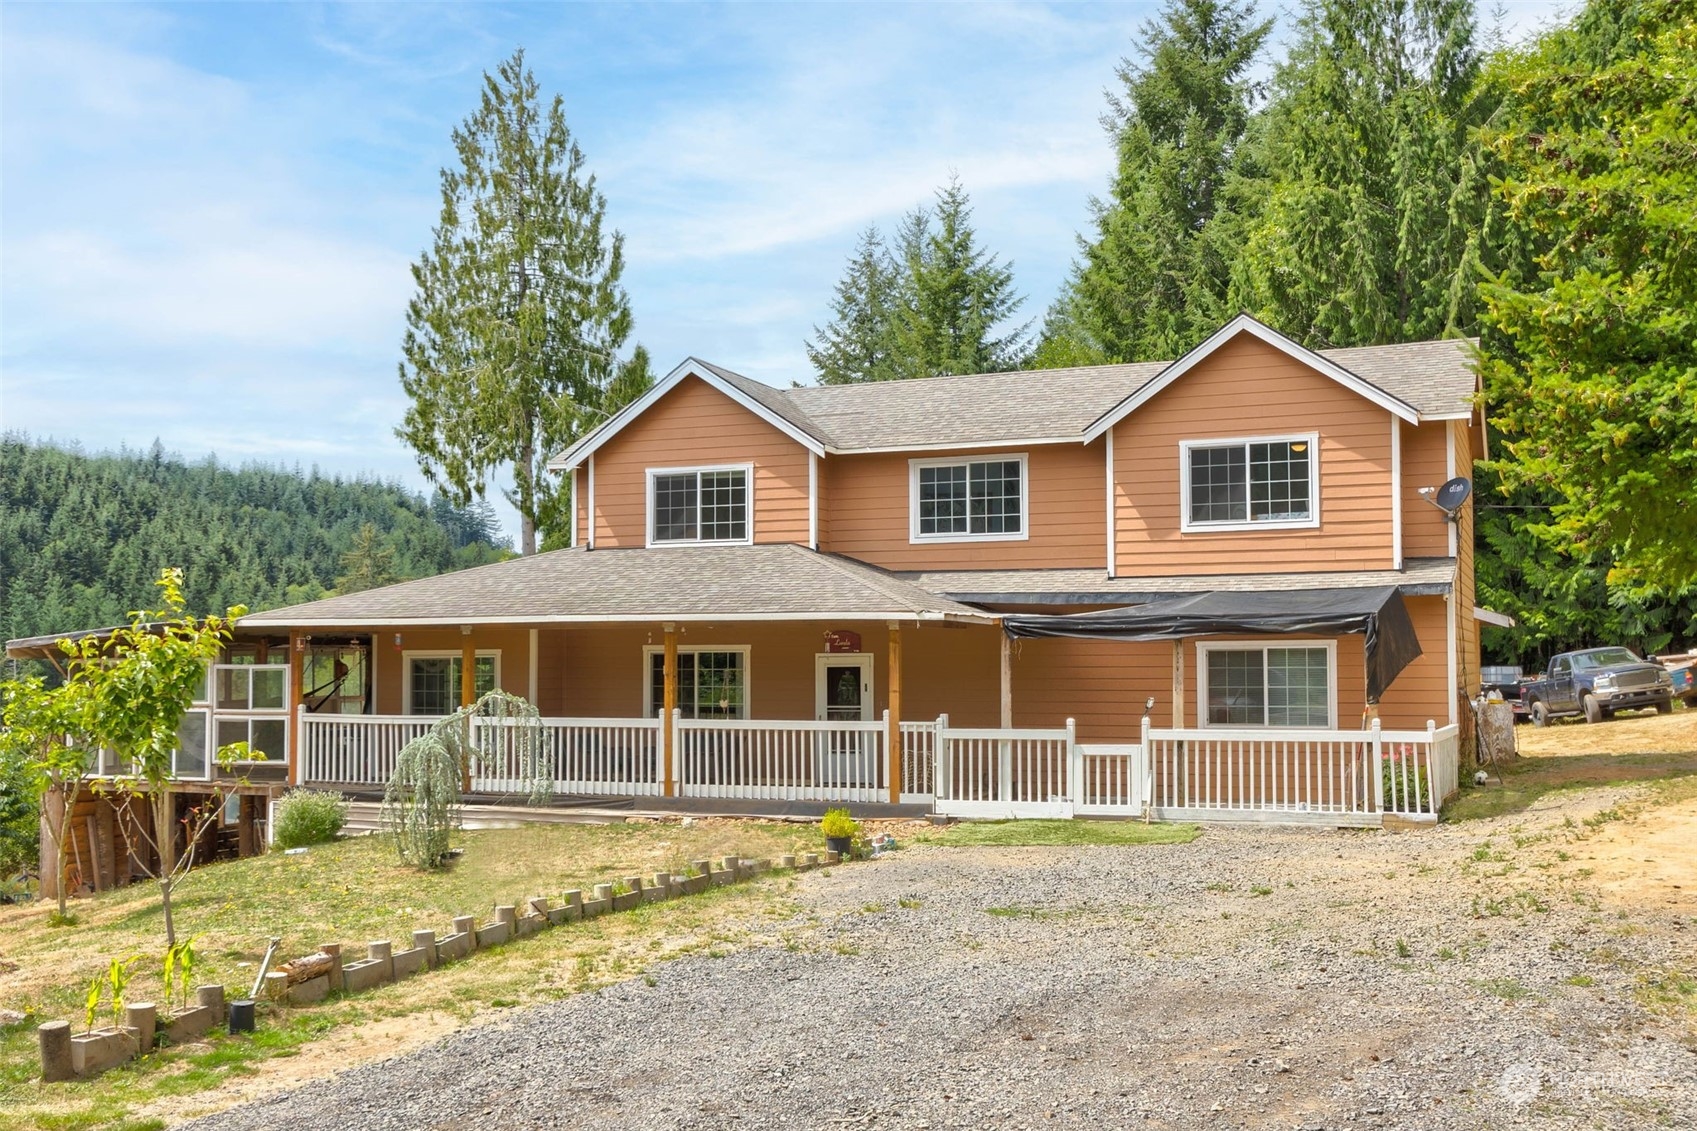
[234,545,1462,827]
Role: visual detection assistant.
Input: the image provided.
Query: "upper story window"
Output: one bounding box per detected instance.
[1180,434,1319,532]
[648,465,752,546]
[909,455,1028,543]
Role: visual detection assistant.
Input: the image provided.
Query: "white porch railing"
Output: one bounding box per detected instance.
[295,710,1460,826]
[475,716,662,796]
[676,713,887,803]
[299,714,434,787]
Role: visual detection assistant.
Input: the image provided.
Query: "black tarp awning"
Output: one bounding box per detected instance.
[1002,586,1423,703]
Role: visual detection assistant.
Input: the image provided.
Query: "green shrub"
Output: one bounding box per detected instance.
[820,808,860,840]
[273,789,347,849]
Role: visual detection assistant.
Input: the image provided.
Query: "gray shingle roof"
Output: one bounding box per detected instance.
[898,557,1457,606]
[237,545,990,628]
[692,336,1475,453]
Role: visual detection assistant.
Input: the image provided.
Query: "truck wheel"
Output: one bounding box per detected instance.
[1530,700,1549,727]
[1582,694,1603,724]
[1657,698,1673,715]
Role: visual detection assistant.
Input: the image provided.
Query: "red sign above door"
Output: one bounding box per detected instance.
[823,629,862,654]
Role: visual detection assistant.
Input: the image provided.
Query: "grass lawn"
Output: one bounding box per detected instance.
[916,819,1201,847]
[1446,706,1697,822]
[0,818,821,1131]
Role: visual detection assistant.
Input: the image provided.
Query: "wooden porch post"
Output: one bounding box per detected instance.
[663,624,678,797]
[1172,639,1184,729]
[999,629,1013,729]
[288,630,304,786]
[887,622,903,804]
[460,627,475,793]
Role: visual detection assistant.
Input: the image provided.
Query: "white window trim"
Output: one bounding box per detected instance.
[908,453,1031,544]
[642,644,752,718]
[645,463,756,548]
[401,650,502,716]
[814,653,874,722]
[1196,639,1338,730]
[1179,432,1321,533]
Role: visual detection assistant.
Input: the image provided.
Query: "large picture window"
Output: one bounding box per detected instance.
[1182,435,1318,530]
[405,653,498,715]
[648,465,751,545]
[1200,643,1334,728]
[910,455,1027,542]
[645,648,748,719]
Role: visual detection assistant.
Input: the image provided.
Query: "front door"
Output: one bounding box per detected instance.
[815,655,875,791]
[816,655,873,722]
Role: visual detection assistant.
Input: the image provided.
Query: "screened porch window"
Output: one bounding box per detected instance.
[1183,436,1316,529]
[649,466,750,544]
[1202,645,1332,727]
[647,650,747,719]
[407,655,497,715]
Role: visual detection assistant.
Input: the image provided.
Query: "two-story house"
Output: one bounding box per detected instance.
[9,314,1484,851]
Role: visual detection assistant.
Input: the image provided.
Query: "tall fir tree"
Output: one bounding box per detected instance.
[334,523,401,595]
[888,178,1028,377]
[1232,0,1484,347]
[398,49,648,555]
[806,228,900,385]
[808,179,1026,383]
[1049,0,1273,365]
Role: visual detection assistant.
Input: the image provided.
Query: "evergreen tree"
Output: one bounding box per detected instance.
[807,178,1026,383]
[334,523,401,595]
[806,228,900,385]
[888,178,1029,377]
[1060,0,1274,363]
[398,48,645,555]
[1233,0,1484,347]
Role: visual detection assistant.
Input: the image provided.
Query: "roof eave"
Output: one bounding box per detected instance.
[546,358,827,473]
[1083,315,1423,442]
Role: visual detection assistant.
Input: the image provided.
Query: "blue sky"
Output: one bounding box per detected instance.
[0,1,1568,536]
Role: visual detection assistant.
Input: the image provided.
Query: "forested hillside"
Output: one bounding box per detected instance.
[0,435,510,646]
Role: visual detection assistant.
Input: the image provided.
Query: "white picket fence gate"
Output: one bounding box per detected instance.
[297,710,1460,827]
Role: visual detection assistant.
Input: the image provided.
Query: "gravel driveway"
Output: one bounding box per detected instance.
[187,797,1695,1130]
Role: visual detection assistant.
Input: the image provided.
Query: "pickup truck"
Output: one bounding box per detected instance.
[1522,647,1675,725]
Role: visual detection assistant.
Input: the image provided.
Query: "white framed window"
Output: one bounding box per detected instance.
[403,651,500,715]
[909,454,1029,543]
[1180,433,1319,531]
[646,464,753,546]
[1197,641,1336,728]
[642,646,750,719]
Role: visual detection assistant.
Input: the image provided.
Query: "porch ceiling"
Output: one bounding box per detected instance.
[898,556,1456,607]
[236,544,993,630]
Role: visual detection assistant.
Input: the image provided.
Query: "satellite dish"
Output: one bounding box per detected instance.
[1434,476,1472,520]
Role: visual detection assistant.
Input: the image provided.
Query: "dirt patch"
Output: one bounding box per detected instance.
[1516,704,1697,758]
[135,1010,469,1124]
[1556,796,1697,914]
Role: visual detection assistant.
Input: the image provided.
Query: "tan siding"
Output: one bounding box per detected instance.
[1378,596,1454,729]
[374,627,533,715]
[1454,419,1480,702]
[1112,334,1394,576]
[1010,635,1171,743]
[535,629,567,716]
[590,376,810,547]
[574,467,586,548]
[821,442,1106,571]
[1401,420,1451,559]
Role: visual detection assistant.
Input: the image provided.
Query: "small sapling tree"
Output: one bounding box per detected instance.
[0,673,97,923]
[70,569,250,947]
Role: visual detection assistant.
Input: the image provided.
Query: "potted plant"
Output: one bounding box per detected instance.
[821,808,860,856]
